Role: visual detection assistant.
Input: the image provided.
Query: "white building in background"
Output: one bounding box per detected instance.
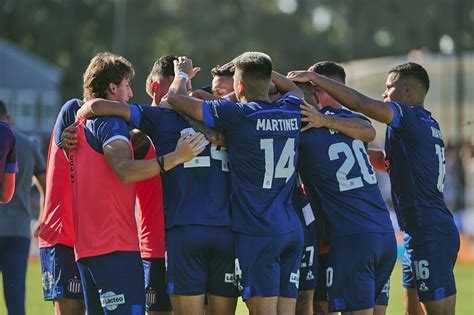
[0,38,63,138]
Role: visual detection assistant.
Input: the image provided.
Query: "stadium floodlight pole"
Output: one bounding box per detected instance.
[113,0,127,54]
[453,0,465,212]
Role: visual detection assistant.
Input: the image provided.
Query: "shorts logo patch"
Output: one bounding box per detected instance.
[145,288,156,304]
[42,271,54,290]
[67,277,82,294]
[381,279,390,296]
[290,271,300,289]
[419,281,429,292]
[100,291,126,311]
[306,270,315,281]
[225,273,235,283]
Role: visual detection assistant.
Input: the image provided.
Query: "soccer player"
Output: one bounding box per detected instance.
[38,97,85,315]
[75,60,237,315]
[0,101,45,315]
[288,62,459,315]
[291,68,397,313]
[166,53,304,315]
[211,62,234,97]
[0,115,17,204]
[67,52,205,315]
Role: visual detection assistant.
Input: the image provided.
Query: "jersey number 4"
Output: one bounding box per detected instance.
[261,138,296,189]
[328,140,376,192]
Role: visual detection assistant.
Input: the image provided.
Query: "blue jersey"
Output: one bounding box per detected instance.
[202,93,302,235]
[129,105,231,229]
[298,107,393,238]
[53,99,82,147]
[385,102,453,232]
[0,121,18,187]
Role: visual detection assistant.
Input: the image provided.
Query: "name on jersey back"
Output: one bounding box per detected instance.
[256,118,299,131]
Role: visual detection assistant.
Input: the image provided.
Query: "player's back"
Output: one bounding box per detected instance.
[216,93,302,235]
[385,102,453,233]
[39,99,81,248]
[129,105,232,230]
[299,107,393,238]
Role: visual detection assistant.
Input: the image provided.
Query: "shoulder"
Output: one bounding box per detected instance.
[0,121,13,136]
[279,92,303,107]
[60,98,82,114]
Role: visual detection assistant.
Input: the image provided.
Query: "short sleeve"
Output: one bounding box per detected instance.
[94,117,130,147]
[280,92,303,107]
[0,124,18,173]
[129,104,165,136]
[53,99,81,147]
[202,99,244,130]
[387,102,418,131]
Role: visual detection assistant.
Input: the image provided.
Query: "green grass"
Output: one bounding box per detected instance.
[1,261,473,314]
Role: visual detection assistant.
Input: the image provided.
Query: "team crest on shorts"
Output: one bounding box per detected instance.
[306,270,315,281]
[145,288,156,304]
[42,271,54,290]
[100,291,126,311]
[419,281,429,292]
[67,276,82,294]
[225,273,235,284]
[290,271,300,289]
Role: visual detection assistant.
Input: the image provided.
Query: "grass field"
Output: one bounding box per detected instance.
[1,261,473,314]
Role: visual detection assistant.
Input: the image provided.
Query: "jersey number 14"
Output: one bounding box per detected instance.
[260,138,296,189]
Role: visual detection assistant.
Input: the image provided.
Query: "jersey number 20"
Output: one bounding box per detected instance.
[328,140,376,192]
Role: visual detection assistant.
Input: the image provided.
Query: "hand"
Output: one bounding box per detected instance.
[174,56,201,79]
[287,70,316,83]
[301,102,327,131]
[174,132,207,163]
[31,220,41,238]
[61,124,79,150]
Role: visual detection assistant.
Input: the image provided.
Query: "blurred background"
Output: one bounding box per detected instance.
[0,0,473,312]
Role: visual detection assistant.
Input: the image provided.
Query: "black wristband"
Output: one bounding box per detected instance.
[156,155,166,174]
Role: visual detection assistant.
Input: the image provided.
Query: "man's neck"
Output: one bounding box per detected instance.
[240,93,270,104]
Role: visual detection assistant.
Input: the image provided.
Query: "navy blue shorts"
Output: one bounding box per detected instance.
[314,253,329,302]
[77,251,144,315]
[143,258,172,312]
[299,221,317,291]
[166,225,238,297]
[234,227,304,300]
[402,221,460,302]
[326,232,396,312]
[39,244,83,301]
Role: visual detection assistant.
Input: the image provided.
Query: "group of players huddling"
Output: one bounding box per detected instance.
[29,50,459,315]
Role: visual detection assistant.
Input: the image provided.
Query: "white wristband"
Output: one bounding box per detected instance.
[176,71,189,82]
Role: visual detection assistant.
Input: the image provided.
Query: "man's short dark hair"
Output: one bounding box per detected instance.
[0,100,7,118]
[295,82,316,105]
[146,55,178,96]
[211,62,234,78]
[308,61,346,84]
[233,52,272,95]
[389,62,430,92]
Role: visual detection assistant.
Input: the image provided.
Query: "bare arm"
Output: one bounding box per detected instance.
[32,173,46,238]
[272,71,304,99]
[0,173,15,203]
[300,103,375,142]
[167,75,205,122]
[77,99,131,121]
[288,71,393,124]
[104,133,206,184]
[181,116,227,147]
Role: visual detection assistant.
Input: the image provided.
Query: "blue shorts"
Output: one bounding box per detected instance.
[0,236,31,315]
[314,253,328,302]
[402,221,460,302]
[299,221,318,291]
[234,227,304,300]
[143,258,172,312]
[77,251,144,315]
[39,244,83,301]
[327,232,396,312]
[166,225,238,297]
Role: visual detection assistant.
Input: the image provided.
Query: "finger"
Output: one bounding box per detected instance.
[189,133,205,146]
[301,117,309,122]
[301,124,311,132]
[192,67,201,75]
[230,66,236,73]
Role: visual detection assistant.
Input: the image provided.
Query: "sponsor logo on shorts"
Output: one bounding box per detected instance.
[225,273,235,284]
[67,276,82,294]
[381,279,390,296]
[100,291,126,311]
[42,271,54,291]
[306,270,315,281]
[290,271,300,289]
[145,288,156,305]
[419,282,429,292]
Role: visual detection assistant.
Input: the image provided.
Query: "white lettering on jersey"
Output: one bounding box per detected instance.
[256,118,298,131]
